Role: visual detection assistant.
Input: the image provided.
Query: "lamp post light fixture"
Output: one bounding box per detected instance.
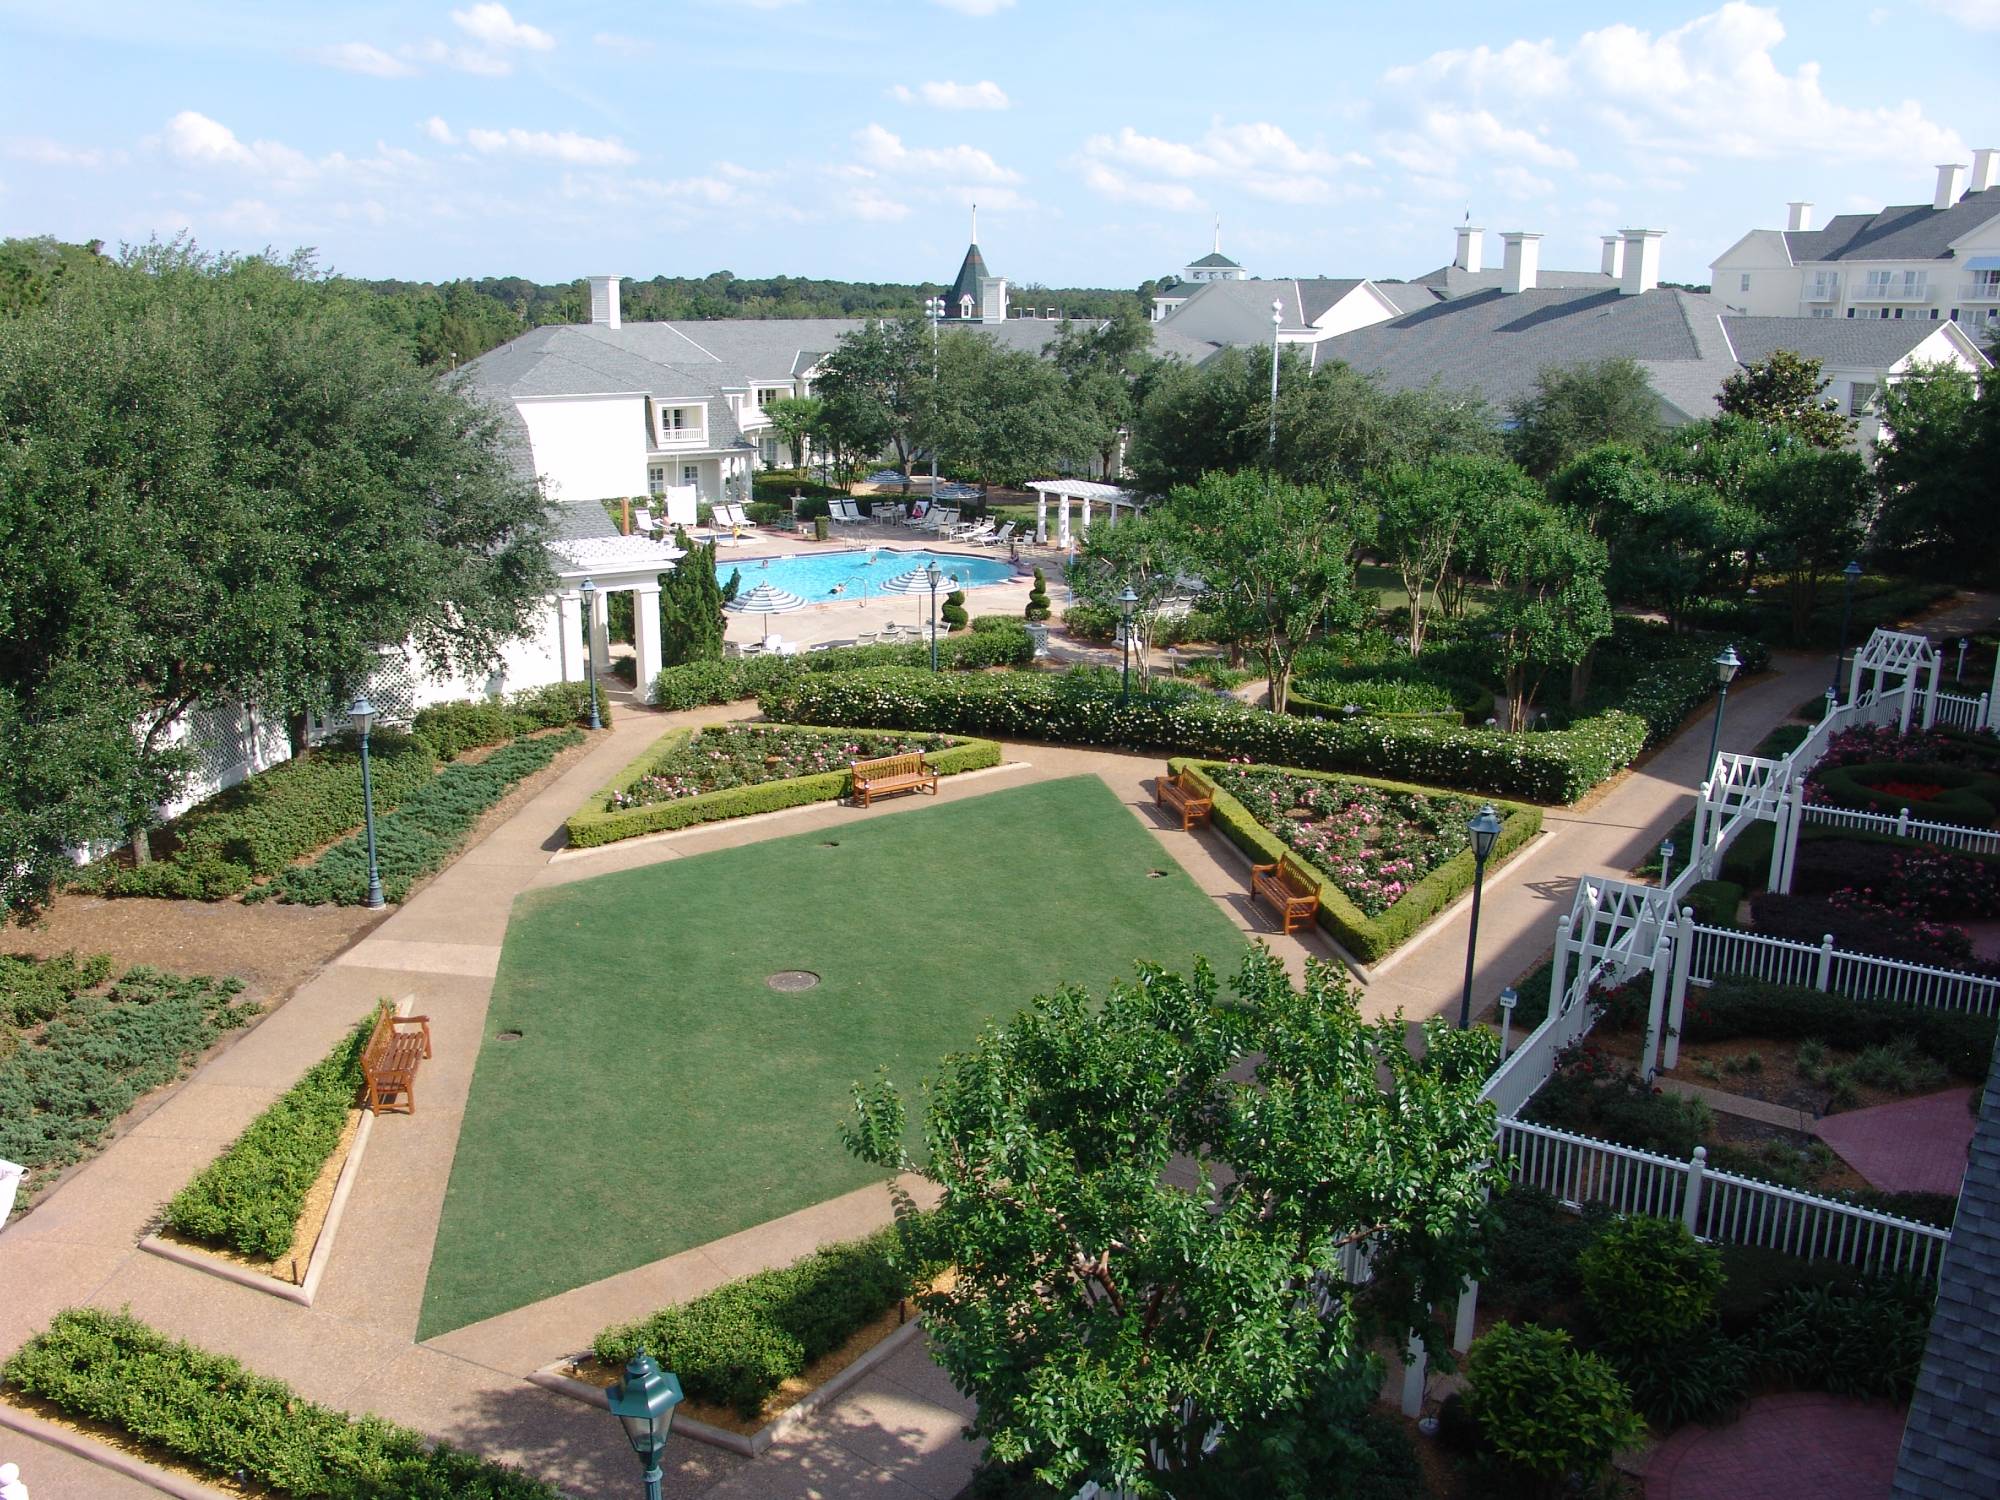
[1119,585,1139,708]
[1659,838,1675,889]
[580,578,603,730]
[348,694,385,910]
[923,296,943,492]
[1704,644,1742,783]
[1832,559,1862,701]
[605,1350,683,1500]
[924,563,943,671]
[1497,986,1520,1060]
[1457,804,1505,1030]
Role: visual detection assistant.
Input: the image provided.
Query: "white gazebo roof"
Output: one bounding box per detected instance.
[552,534,685,585]
[1025,479,1135,502]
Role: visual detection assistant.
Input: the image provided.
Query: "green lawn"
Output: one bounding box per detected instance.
[417,775,1248,1337]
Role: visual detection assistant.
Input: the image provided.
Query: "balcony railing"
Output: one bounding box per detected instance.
[652,426,708,450]
[1802,278,1840,301]
[1850,279,1932,303]
[1959,279,2000,303]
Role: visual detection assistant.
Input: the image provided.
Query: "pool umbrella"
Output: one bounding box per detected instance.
[881,565,957,635]
[726,579,807,641]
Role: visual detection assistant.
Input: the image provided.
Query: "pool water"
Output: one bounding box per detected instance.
[714,547,1017,602]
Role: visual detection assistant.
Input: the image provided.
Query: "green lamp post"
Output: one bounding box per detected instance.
[1457,804,1504,1030]
[605,1351,683,1500]
[1704,644,1742,783]
[347,694,385,909]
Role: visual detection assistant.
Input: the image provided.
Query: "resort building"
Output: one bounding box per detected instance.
[1149,223,1249,321]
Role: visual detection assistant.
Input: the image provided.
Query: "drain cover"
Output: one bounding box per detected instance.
[496,1029,523,1042]
[1147,869,1170,878]
[767,970,821,992]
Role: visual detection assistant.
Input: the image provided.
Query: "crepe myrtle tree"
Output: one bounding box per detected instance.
[1477,491,1613,731]
[844,948,1503,1498]
[1069,515,1190,687]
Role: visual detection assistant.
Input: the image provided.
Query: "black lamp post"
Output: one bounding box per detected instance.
[1457,804,1505,1030]
[924,563,942,671]
[348,695,385,910]
[1832,559,1862,701]
[580,578,603,730]
[1704,644,1742,783]
[1118,584,1139,708]
[605,1350,683,1500]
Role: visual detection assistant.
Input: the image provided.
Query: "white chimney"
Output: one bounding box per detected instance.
[1971,149,2000,193]
[1500,232,1542,294]
[588,275,622,329]
[978,275,1008,324]
[1786,201,1814,232]
[1600,235,1625,278]
[1454,224,1484,273]
[1619,229,1665,295]
[1934,163,1968,211]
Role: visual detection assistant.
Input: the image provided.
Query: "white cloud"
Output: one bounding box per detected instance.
[4,135,119,169]
[423,116,456,145]
[888,79,1010,111]
[847,188,911,222]
[160,111,315,184]
[853,123,1019,183]
[1081,162,1202,213]
[1077,119,1364,209]
[928,0,1015,13]
[315,42,418,78]
[1381,108,1576,171]
[451,4,554,51]
[464,126,637,165]
[592,31,656,55]
[408,39,515,76]
[1919,0,2000,28]
[1491,165,1556,198]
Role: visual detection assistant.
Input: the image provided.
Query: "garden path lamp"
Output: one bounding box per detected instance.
[1119,585,1139,708]
[348,694,385,910]
[1457,804,1505,1030]
[1658,838,1675,889]
[1833,560,1862,700]
[580,578,603,730]
[924,563,943,671]
[1704,645,1742,784]
[605,1350,682,1500]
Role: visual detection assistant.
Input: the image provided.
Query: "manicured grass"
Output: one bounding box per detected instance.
[418,775,1249,1336]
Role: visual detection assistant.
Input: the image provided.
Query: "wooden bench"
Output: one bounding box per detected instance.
[1250,853,1321,935]
[1155,769,1214,831]
[850,752,939,808]
[361,1001,432,1116]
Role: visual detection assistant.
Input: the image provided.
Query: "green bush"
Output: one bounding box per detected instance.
[1686,978,1996,1081]
[650,622,1036,709]
[1025,567,1051,622]
[1604,1325,1749,1429]
[1462,1324,1644,1497]
[260,731,585,904]
[2,1309,560,1498]
[1484,1186,1609,1321]
[1170,759,1540,962]
[162,1015,371,1260]
[1749,1278,1934,1402]
[1570,624,1773,748]
[940,588,968,631]
[412,682,609,761]
[1580,1216,1723,1347]
[0,951,113,1031]
[1813,761,2000,826]
[1713,1244,1861,1337]
[1684,879,1744,928]
[1524,1050,1712,1158]
[592,1228,910,1418]
[567,725,1002,848]
[1755,723,1811,758]
[814,514,829,541]
[761,668,1650,804]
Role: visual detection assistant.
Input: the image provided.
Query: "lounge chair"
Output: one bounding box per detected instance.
[950,519,996,545]
[902,500,932,528]
[977,521,1016,548]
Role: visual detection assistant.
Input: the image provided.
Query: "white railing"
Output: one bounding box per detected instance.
[1930,690,1992,731]
[1689,924,1826,989]
[1501,1117,1689,1220]
[1686,920,2000,1016]
[1803,277,1840,302]
[1959,279,2000,304]
[1850,278,1932,303]
[1483,955,1613,1118]
[1799,799,2000,854]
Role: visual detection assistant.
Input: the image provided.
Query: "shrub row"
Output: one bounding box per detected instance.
[1814,760,2000,827]
[762,668,1649,803]
[411,681,610,761]
[566,725,1002,848]
[258,730,585,905]
[1684,977,1996,1081]
[161,1014,372,1260]
[1573,623,1775,748]
[592,1228,910,1418]
[2,1309,560,1498]
[1060,603,1232,647]
[650,617,1036,710]
[1167,759,1540,963]
[0,951,112,1032]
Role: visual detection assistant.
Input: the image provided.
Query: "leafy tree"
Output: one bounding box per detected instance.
[844,947,1503,1498]
[1747,443,1875,642]
[0,235,108,318]
[1049,309,1157,476]
[813,314,930,486]
[1372,454,1533,656]
[1024,567,1052,622]
[1873,362,2000,584]
[1717,349,1853,448]
[1069,515,1195,684]
[1125,345,1282,494]
[1506,357,1661,478]
[656,531,724,665]
[929,330,1096,489]
[761,395,823,475]
[1474,493,1612,728]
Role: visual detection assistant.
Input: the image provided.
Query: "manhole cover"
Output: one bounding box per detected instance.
[496,1029,523,1042]
[767,970,821,993]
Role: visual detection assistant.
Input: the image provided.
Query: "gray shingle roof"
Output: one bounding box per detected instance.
[1156,276,1368,330]
[550,499,620,542]
[1893,1031,2000,1499]
[1787,187,2000,264]
[1410,264,1619,297]
[1372,281,1446,314]
[946,242,990,312]
[1722,316,1948,368]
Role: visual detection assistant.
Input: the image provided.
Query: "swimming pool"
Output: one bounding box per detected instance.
[714,547,1017,602]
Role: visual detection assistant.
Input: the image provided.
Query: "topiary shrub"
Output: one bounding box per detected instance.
[1025,567,1051,622]
[813,515,829,542]
[1462,1324,1644,1497]
[1581,1216,1723,1347]
[1812,760,2000,827]
[941,588,968,632]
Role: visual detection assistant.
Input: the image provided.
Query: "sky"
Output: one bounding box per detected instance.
[0,1,1994,291]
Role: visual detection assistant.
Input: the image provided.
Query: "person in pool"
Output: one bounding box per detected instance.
[829,582,847,596]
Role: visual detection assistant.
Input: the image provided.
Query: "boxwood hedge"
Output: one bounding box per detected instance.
[566,723,1002,848]
[411,681,611,761]
[650,618,1035,711]
[1169,759,1540,963]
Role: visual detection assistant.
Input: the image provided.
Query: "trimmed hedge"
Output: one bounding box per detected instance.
[592,1228,910,1418]
[1685,977,1995,1081]
[161,1014,372,1260]
[567,724,1002,848]
[650,618,1036,710]
[2,1309,560,1499]
[762,667,1647,803]
[411,681,610,761]
[1167,759,1539,963]
[1813,761,2000,827]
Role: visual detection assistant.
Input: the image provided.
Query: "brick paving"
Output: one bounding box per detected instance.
[1816,1087,1978,1195]
[1647,1392,1905,1499]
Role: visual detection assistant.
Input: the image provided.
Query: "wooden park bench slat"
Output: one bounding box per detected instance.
[850,751,939,808]
[1155,769,1213,832]
[1250,853,1321,935]
[361,1001,432,1116]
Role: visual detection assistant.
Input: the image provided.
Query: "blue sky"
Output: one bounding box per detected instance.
[1,1,1993,289]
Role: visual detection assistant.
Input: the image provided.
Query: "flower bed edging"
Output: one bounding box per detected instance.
[564,723,1003,849]
[1168,759,1541,964]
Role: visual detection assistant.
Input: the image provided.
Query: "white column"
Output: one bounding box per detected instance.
[1399,1333,1427,1418]
[587,589,611,682]
[1848,651,1864,708]
[634,585,664,703]
[1989,651,2000,730]
[1079,495,1092,536]
[557,593,585,683]
[1641,936,1673,1082]
[1663,907,1694,1071]
[1058,496,1072,549]
[1452,1279,1479,1353]
[1922,654,1943,731]
[1035,490,1048,543]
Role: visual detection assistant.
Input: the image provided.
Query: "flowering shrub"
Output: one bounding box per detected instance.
[1812,725,1998,773]
[608,727,954,810]
[1791,838,2000,919]
[1747,890,1996,973]
[1808,757,2000,827]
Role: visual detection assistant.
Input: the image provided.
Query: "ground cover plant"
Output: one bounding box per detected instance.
[420,775,1252,1336]
[410,681,608,761]
[255,729,584,904]
[161,1013,371,1260]
[0,955,250,1198]
[650,617,1034,710]
[1,1308,560,1499]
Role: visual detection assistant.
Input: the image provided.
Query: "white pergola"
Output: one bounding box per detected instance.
[1849,627,1942,732]
[1025,479,1142,549]
[552,533,685,703]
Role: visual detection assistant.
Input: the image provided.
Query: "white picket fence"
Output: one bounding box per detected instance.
[1686,920,2000,1016]
[1798,799,2000,855]
[1931,689,1993,733]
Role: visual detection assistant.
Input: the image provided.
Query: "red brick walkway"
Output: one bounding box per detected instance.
[1647,1393,1904,1499]
[1815,1087,1976,1195]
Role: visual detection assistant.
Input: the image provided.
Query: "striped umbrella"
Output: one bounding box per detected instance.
[880,565,958,634]
[726,579,807,641]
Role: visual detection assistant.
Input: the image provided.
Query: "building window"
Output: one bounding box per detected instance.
[758,435,780,467]
[647,465,666,496]
[1810,307,1833,319]
[682,464,700,487]
[1848,383,1876,419]
[756,386,786,408]
[1739,273,1751,292]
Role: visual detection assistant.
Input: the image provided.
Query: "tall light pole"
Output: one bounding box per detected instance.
[1266,299,1283,465]
[348,694,385,910]
[1832,559,1862,701]
[605,1350,683,1500]
[1704,644,1742,783]
[580,578,603,730]
[1457,804,1505,1030]
[1119,585,1139,707]
[924,563,942,671]
[923,295,942,493]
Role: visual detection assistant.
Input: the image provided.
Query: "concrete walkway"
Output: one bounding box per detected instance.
[0,631,1899,1500]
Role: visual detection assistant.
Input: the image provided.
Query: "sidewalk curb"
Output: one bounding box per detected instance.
[0,1404,227,1499]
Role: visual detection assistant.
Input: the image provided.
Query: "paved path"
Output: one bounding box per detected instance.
[1646,1392,1905,1500]
[1816,1088,1978,1195]
[0,627,1913,1500]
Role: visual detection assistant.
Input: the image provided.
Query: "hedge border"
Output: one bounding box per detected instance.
[1168,758,1541,964]
[564,723,1004,849]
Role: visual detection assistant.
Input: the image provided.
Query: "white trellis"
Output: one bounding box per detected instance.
[1849,627,1942,733]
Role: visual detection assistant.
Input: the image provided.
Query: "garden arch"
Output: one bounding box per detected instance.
[551,533,686,703]
[1848,627,1942,733]
[1026,479,1141,549]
